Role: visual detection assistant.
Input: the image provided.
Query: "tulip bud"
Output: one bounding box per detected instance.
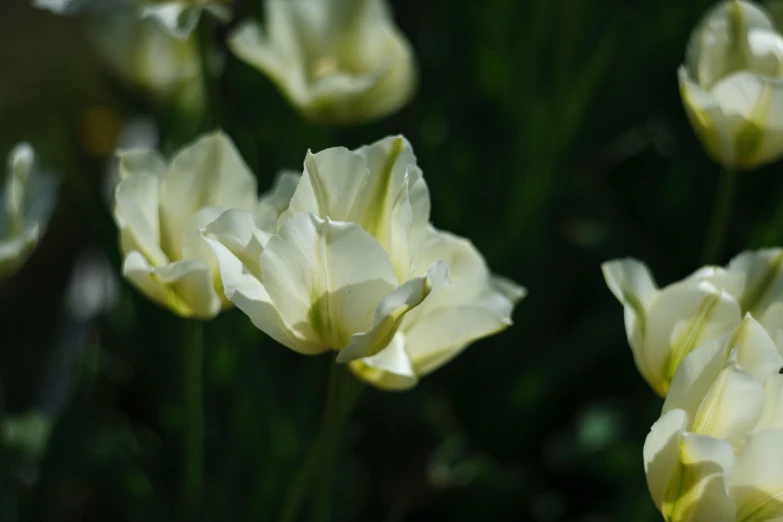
[228,0,417,125]
[603,249,783,396]
[112,131,258,319]
[202,136,524,375]
[0,144,58,279]
[679,0,783,170]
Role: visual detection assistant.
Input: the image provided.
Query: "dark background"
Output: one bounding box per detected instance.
[0,0,778,520]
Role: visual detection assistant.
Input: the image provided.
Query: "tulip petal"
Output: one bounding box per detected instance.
[663,337,729,421]
[114,171,168,267]
[117,148,166,180]
[643,408,689,511]
[349,332,419,391]
[201,210,324,355]
[602,258,660,390]
[122,250,175,312]
[260,212,399,349]
[159,131,258,258]
[690,352,764,443]
[756,375,783,430]
[140,3,230,40]
[731,429,783,522]
[337,261,449,363]
[0,227,39,277]
[151,259,221,319]
[662,433,736,522]
[728,248,783,318]
[679,66,736,168]
[402,304,515,377]
[646,279,741,395]
[283,147,372,224]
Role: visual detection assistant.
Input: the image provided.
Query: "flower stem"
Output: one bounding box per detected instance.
[278,357,363,522]
[701,168,738,265]
[183,320,205,520]
[197,18,220,129]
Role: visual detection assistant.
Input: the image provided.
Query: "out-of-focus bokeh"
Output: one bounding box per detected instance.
[1,0,777,520]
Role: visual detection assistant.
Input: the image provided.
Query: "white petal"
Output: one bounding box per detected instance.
[349,332,419,391]
[260,213,398,349]
[731,429,783,522]
[122,250,175,312]
[664,433,736,522]
[151,259,221,319]
[679,66,736,168]
[113,171,168,266]
[663,337,729,421]
[0,227,39,278]
[117,148,166,180]
[282,147,371,224]
[159,131,257,258]
[643,408,689,510]
[690,352,765,442]
[756,374,783,430]
[728,249,783,318]
[337,261,450,363]
[645,279,741,395]
[201,210,324,354]
[139,3,225,40]
[602,258,661,389]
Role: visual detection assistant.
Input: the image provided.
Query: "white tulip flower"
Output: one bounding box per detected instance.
[0,144,57,279]
[603,249,783,396]
[202,137,521,371]
[32,0,230,39]
[679,0,783,170]
[90,15,205,112]
[113,131,258,319]
[644,315,783,522]
[228,0,417,125]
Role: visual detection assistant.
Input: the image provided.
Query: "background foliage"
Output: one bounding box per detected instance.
[0,0,777,520]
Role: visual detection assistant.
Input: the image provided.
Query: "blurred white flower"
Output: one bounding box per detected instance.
[65,249,120,320]
[603,249,783,396]
[89,15,207,113]
[644,315,783,521]
[229,0,417,125]
[679,0,783,169]
[113,131,257,319]
[32,0,231,39]
[202,136,524,381]
[0,144,58,279]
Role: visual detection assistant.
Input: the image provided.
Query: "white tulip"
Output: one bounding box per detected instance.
[0,144,57,279]
[113,131,258,319]
[679,0,783,169]
[32,0,230,39]
[228,0,417,125]
[90,15,205,111]
[643,315,783,521]
[603,249,783,396]
[202,137,521,371]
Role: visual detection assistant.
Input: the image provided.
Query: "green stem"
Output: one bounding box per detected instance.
[701,168,738,265]
[183,320,205,520]
[197,18,220,129]
[278,358,363,522]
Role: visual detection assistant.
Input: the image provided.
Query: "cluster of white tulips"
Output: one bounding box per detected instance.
[603,1,783,520]
[12,0,783,519]
[4,0,523,517]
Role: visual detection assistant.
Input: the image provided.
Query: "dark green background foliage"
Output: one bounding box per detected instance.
[0,0,776,520]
